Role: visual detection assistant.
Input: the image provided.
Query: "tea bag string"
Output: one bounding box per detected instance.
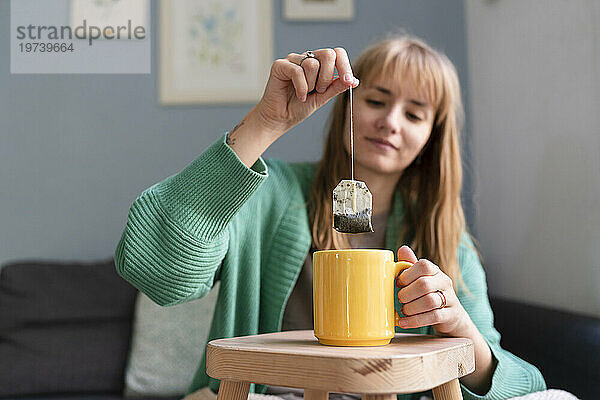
[350,86,354,181]
[350,87,357,212]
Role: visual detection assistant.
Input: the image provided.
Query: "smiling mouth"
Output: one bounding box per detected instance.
[365,137,398,150]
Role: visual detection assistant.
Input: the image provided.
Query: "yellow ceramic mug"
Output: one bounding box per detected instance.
[313,249,412,346]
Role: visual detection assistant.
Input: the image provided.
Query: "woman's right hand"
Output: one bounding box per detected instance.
[254,47,359,139]
[225,47,358,168]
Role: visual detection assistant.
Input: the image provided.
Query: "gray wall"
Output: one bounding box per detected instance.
[465,0,600,317]
[0,0,471,264]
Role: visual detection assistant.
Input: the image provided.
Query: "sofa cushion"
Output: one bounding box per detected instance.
[124,282,220,397]
[0,259,137,397]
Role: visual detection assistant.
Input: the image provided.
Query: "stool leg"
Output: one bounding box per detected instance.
[304,389,329,400]
[217,380,250,400]
[363,395,396,400]
[432,378,462,400]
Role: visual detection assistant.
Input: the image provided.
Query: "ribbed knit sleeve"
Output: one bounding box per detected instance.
[115,134,268,306]
[456,235,547,400]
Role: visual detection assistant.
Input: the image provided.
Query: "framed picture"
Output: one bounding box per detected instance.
[159,0,273,105]
[70,0,149,37]
[284,0,354,21]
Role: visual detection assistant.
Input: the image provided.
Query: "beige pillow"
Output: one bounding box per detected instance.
[124,283,220,397]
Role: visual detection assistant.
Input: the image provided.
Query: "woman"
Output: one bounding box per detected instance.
[115,35,546,400]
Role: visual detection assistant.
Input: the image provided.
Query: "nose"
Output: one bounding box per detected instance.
[376,105,402,134]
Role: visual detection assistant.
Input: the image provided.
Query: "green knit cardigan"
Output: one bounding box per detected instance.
[115,134,546,400]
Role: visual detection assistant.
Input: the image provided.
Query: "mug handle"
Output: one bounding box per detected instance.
[393,261,413,327]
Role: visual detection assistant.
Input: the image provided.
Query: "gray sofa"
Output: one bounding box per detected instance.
[0,259,179,400]
[0,259,598,400]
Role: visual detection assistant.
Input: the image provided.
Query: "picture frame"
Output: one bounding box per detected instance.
[284,0,354,21]
[159,0,273,105]
[70,0,149,38]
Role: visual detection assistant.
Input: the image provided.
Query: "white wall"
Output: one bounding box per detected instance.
[465,0,600,317]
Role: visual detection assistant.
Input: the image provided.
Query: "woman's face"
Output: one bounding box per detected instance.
[344,75,435,178]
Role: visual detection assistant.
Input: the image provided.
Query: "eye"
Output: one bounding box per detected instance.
[406,112,422,121]
[366,99,384,107]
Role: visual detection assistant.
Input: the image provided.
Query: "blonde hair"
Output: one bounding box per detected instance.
[309,35,469,289]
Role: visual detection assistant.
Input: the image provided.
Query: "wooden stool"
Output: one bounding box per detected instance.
[206,330,474,400]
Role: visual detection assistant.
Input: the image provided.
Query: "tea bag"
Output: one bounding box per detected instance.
[333,87,373,233]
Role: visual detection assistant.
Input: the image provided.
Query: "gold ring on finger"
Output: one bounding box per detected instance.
[435,290,447,309]
[299,50,317,67]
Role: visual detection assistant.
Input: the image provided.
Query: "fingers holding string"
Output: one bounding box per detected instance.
[288,49,358,91]
[306,48,357,92]
[313,47,359,105]
[281,48,358,103]
[333,47,359,88]
[307,47,359,107]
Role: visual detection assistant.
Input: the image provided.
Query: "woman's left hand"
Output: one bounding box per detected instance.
[395,245,471,336]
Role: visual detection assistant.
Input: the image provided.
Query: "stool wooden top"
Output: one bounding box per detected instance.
[207,330,474,394]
